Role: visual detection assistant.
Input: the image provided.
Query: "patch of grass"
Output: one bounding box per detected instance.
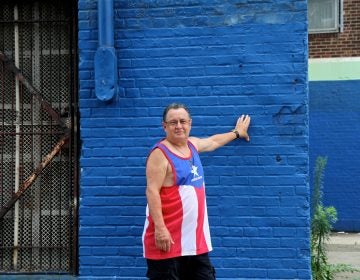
[330,263,360,274]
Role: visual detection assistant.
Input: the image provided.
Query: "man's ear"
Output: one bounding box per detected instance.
[162,121,166,130]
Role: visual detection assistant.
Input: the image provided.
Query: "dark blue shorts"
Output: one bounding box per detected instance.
[146,253,216,280]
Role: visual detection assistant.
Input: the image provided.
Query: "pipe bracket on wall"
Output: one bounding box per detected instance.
[95,0,117,101]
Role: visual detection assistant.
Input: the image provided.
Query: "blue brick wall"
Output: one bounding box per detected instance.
[309,80,360,232]
[78,0,310,279]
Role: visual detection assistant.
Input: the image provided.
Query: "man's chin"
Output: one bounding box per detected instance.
[171,134,187,140]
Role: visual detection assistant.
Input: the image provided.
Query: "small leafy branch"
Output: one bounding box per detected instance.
[311,156,359,279]
[311,156,337,280]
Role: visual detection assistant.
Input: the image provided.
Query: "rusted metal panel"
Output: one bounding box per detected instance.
[0,0,78,274]
[0,135,69,219]
[0,51,64,127]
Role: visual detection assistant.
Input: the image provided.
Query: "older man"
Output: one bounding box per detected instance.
[142,103,251,280]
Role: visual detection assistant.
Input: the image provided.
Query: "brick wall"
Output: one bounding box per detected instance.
[78,0,310,279]
[309,0,360,58]
[309,81,360,231]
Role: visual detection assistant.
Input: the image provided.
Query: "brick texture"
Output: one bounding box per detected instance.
[309,0,360,58]
[309,81,360,231]
[78,0,310,279]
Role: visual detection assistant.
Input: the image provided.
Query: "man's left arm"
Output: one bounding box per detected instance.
[190,114,251,153]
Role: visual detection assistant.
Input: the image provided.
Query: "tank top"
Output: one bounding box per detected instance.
[142,140,212,260]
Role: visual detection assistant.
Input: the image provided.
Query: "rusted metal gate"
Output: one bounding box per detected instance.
[0,0,78,274]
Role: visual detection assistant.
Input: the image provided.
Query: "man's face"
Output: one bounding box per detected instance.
[163,108,192,141]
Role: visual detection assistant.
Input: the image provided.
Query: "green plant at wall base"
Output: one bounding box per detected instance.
[311,157,359,280]
[311,205,337,279]
[311,156,338,280]
[311,156,360,279]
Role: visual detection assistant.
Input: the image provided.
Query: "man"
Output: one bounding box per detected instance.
[142,103,251,279]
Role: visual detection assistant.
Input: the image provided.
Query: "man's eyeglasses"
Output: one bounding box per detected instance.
[165,119,191,127]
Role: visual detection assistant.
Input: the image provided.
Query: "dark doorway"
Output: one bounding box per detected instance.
[0,0,78,274]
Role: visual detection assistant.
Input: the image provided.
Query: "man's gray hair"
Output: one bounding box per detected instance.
[162,103,191,121]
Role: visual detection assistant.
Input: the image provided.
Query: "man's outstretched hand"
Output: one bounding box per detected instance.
[234,114,251,141]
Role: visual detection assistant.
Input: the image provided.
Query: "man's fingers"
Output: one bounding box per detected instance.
[237,115,250,129]
[242,115,250,125]
[238,114,249,122]
[163,240,172,252]
[156,237,174,252]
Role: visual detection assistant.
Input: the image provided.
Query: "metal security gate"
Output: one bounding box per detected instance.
[0,0,78,274]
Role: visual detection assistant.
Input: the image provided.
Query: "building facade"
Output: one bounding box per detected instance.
[1,0,310,279]
[308,0,360,231]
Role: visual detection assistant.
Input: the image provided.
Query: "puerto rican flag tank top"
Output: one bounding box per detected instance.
[142,140,212,260]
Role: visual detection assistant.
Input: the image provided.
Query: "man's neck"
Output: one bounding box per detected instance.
[164,138,190,157]
[165,138,187,147]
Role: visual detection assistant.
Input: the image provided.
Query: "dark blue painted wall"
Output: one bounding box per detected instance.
[309,80,360,232]
[78,0,310,279]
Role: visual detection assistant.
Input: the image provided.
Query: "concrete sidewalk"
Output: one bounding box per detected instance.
[327,232,360,280]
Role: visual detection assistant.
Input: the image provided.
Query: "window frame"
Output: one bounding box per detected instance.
[308,0,342,34]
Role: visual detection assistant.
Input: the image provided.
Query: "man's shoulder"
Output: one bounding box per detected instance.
[146,140,166,162]
[188,137,200,151]
[147,147,168,167]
